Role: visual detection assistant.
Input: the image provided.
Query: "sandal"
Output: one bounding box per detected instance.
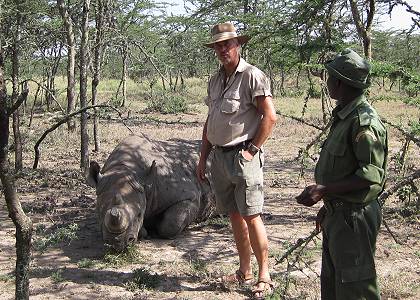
[252,278,275,299]
[218,269,253,286]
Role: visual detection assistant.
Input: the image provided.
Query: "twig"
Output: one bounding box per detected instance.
[382,218,403,245]
[275,229,320,265]
[277,112,324,131]
[382,118,420,148]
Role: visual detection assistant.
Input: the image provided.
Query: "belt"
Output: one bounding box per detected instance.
[324,199,369,213]
[215,140,251,152]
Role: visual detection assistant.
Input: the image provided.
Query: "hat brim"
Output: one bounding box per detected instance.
[325,63,370,89]
[204,35,250,48]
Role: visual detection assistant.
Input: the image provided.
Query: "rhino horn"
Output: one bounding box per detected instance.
[104,206,129,233]
[147,160,157,177]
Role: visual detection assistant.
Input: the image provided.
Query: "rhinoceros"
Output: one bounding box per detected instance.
[87,134,214,251]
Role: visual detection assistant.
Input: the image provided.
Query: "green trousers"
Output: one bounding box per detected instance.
[321,199,382,300]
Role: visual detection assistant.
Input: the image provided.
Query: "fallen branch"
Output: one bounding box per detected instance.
[33,104,132,169]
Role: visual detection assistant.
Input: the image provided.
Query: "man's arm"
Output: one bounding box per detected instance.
[196,117,212,182]
[242,95,277,160]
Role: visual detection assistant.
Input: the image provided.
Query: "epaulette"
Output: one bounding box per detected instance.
[357,102,376,127]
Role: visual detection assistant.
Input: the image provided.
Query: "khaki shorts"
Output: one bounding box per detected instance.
[210,147,264,216]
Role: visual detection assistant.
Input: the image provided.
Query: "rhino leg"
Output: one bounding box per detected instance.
[156,198,200,238]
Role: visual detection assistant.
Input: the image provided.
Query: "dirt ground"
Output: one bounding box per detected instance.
[0,98,419,300]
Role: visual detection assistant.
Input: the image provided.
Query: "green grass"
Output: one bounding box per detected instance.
[33,223,79,253]
[102,244,144,267]
[124,268,161,291]
[50,269,65,284]
[77,258,97,269]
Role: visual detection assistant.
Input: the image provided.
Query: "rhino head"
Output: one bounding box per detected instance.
[87,161,147,252]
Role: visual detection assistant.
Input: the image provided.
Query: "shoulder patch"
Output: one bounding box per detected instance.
[355,130,377,143]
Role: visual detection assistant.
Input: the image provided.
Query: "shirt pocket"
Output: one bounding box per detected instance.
[325,140,347,174]
[220,91,240,114]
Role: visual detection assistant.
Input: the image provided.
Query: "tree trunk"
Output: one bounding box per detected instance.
[348,0,375,59]
[1,41,32,300]
[57,0,76,131]
[11,6,23,171]
[119,44,128,107]
[92,0,108,152]
[79,0,91,174]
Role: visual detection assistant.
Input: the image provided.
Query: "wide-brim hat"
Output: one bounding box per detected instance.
[204,22,250,48]
[325,48,371,89]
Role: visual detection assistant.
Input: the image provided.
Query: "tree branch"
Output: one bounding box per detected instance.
[381,118,420,148]
[33,104,133,169]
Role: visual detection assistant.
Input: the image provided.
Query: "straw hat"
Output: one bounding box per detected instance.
[204,22,250,48]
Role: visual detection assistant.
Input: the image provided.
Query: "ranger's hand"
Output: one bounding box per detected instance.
[296,184,326,207]
[315,206,327,232]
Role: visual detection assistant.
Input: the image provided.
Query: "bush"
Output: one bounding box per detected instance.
[147,92,188,114]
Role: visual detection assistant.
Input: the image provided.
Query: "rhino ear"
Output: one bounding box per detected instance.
[147,160,157,177]
[86,161,102,188]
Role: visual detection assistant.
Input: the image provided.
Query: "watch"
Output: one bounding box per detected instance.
[247,142,260,156]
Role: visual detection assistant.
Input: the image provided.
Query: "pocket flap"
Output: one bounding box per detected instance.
[326,140,346,156]
[221,98,240,114]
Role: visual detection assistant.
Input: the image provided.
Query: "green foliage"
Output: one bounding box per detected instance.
[124,268,161,291]
[0,274,14,283]
[200,215,230,229]
[50,269,64,284]
[146,92,188,114]
[189,258,209,277]
[33,223,79,253]
[103,244,144,267]
[77,258,96,269]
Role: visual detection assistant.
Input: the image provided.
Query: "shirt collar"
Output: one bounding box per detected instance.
[218,56,247,76]
[336,94,366,120]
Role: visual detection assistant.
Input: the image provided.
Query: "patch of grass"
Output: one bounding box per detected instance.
[33,223,79,253]
[77,258,97,269]
[200,215,230,229]
[189,258,209,277]
[50,269,64,284]
[103,244,144,267]
[124,268,161,291]
[0,274,14,282]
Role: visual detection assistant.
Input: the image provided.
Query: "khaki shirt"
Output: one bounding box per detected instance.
[315,95,388,204]
[205,58,272,146]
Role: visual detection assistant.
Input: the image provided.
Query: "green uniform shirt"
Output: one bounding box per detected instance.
[315,95,388,204]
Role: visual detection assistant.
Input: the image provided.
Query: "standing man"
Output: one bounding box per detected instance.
[296,49,388,299]
[196,22,277,299]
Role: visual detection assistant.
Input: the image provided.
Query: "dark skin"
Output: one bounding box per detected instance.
[296,75,373,231]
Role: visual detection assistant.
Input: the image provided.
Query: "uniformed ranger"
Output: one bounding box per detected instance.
[296,48,388,299]
[196,22,277,299]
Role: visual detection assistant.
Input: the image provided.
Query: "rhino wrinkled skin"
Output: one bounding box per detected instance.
[87,134,214,251]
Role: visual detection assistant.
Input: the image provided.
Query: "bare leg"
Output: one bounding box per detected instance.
[229,212,253,278]
[243,213,271,298]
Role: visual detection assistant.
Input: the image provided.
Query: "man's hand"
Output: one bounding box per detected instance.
[196,158,207,183]
[241,149,254,161]
[315,206,327,232]
[295,184,326,207]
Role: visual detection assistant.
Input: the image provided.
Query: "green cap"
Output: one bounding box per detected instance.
[325,48,371,89]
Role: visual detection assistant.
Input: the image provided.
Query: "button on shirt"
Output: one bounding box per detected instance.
[205,58,272,146]
[315,95,388,204]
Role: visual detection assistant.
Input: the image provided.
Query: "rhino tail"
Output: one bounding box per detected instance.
[87,161,102,188]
